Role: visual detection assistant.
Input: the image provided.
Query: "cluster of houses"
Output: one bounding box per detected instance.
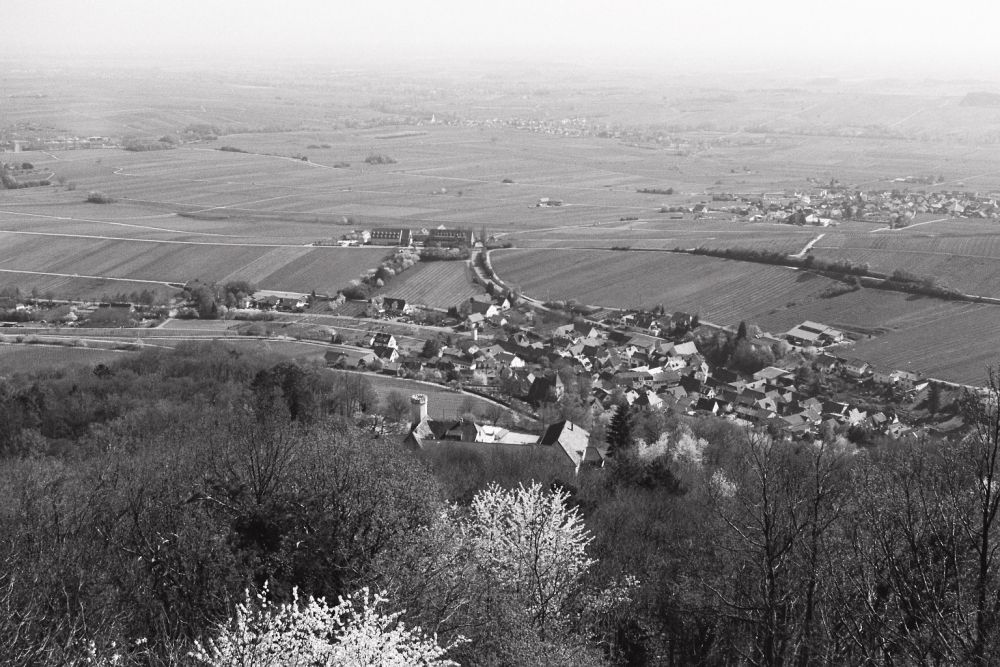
[1,135,116,152]
[0,299,166,327]
[690,360,929,440]
[698,187,1000,226]
[329,286,947,462]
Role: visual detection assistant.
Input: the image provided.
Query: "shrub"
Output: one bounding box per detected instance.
[86,191,116,204]
[341,283,370,300]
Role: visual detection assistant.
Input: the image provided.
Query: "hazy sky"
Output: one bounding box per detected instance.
[7,0,1000,77]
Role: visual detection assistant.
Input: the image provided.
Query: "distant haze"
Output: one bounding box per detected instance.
[6,0,1000,79]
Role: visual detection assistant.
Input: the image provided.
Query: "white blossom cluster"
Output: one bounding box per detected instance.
[636,425,708,465]
[467,482,596,623]
[190,586,461,667]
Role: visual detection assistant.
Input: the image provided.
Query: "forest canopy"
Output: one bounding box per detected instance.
[1,344,999,665]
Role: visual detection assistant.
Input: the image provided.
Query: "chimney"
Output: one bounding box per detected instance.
[410,393,428,423]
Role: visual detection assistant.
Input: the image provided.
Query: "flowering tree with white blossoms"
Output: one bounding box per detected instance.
[190,586,461,667]
[467,482,596,634]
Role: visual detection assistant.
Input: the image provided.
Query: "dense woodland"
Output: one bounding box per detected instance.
[1,343,999,665]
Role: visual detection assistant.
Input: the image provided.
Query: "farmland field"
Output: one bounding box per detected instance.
[0,230,388,298]
[0,344,130,374]
[503,217,822,253]
[492,248,851,325]
[850,303,1000,386]
[808,221,1000,296]
[328,370,511,421]
[493,247,1000,385]
[377,260,484,309]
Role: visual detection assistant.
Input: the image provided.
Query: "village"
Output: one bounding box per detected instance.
[700,183,1000,226]
[0,217,981,475]
[321,276,969,472]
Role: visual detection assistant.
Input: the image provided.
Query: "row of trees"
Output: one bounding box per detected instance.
[685,244,974,302]
[340,249,419,300]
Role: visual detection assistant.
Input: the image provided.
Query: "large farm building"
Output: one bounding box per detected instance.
[367,226,474,247]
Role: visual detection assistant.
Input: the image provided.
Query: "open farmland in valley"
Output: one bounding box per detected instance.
[0,230,388,298]
[849,301,1000,386]
[504,217,821,252]
[492,247,852,324]
[378,261,484,309]
[808,220,1000,296]
[5,63,1000,389]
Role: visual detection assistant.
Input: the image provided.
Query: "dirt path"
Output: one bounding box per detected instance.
[0,267,179,287]
[0,228,324,248]
[790,233,825,258]
[0,208,230,236]
[871,217,950,232]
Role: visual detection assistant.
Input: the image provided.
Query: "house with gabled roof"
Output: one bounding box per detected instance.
[786,321,844,347]
[671,341,699,357]
[370,332,398,349]
[382,297,411,314]
[573,321,602,339]
[372,346,400,363]
[539,420,605,473]
[469,296,500,318]
[813,353,842,372]
[527,374,565,405]
[694,397,726,415]
[325,348,373,369]
[650,368,681,388]
[632,390,664,410]
[495,351,525,369]
[754,366,793,383]
[843,358,872,379]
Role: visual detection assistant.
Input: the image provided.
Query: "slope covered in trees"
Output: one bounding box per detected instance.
[1,344,999,665]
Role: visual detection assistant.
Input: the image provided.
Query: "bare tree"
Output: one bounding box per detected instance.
[962,366,1000,663]
[708,430,852,666]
